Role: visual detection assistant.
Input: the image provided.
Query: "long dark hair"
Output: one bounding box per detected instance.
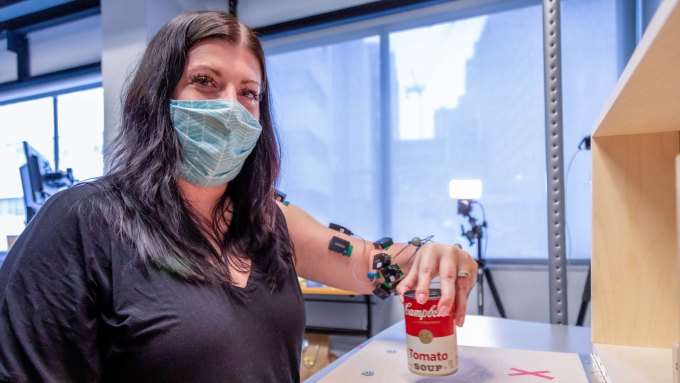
[92,10,292,289]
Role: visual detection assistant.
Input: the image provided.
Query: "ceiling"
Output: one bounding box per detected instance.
[0,0,100,93]
[0,0,98,32]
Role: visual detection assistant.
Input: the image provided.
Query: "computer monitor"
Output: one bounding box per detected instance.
[19,141,74,224]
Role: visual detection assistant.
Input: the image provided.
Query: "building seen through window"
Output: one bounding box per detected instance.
[266,0,618,260]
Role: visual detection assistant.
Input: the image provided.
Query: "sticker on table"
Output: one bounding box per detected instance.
[508,367,554,380]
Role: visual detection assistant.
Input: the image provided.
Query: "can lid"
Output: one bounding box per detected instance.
[403,289,441,299]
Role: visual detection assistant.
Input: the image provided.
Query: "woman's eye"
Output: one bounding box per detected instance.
[239,89,262,102]
[189,74,214,87]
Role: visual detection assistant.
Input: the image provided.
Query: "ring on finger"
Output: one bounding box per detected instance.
[457,270,470,278]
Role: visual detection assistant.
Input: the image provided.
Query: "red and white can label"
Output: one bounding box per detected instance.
[403,289,458,376]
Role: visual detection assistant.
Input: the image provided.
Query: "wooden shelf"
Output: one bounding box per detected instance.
[591,0,680,381]
[592,0,680,347]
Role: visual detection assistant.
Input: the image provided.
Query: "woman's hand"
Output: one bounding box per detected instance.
[396,243,478,327]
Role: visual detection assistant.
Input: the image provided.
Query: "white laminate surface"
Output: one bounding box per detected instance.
[306,315,593,382]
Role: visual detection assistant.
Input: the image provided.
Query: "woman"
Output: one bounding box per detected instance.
[0,11,477,382]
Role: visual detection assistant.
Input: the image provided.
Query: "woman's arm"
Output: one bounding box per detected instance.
[278,201,478,327]
[278,201,375,294]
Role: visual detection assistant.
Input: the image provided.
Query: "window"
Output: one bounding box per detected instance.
[265,0,623,259]
[560,0,620,260]
[0,87,104,251]
[389,7,546,259]
[57,88,105,181]
[0,98,53,252]
[268,37,382,238]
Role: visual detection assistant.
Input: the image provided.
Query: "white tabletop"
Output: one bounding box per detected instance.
[306,315,594,382]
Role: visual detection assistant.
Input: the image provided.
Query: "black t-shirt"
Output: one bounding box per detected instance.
[0,184,305,382]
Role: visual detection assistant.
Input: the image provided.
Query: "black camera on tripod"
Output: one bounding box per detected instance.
[457,199,486,246]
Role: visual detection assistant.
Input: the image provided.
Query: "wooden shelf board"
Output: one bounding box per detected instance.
[592,134,679,347]
[593,343,672,383]
[592,0,680,137]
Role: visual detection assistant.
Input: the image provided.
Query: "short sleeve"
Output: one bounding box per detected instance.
[0,186,111,382]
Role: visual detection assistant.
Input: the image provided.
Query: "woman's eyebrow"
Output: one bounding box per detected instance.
[186,65,260,86]
[242,79,261,88]
[187,64,222,77]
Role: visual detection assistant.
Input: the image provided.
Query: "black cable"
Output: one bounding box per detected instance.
[402,235,434,267]
[565,136,591,261]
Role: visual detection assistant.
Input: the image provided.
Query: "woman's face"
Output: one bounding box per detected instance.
[172,37,262,120]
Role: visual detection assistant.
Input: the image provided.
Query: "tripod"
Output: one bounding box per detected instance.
[458,200,507,318]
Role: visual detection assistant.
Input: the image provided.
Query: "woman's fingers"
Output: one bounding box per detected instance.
[396,243,478,327]
[396,253,420,299]
[414,245,439,305]
[454,259,474,326]
[434,246,457,317]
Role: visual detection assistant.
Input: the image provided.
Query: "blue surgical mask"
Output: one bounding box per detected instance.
[169,99,262,186]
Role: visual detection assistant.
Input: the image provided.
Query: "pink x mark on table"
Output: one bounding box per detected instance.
[508,367,554,380]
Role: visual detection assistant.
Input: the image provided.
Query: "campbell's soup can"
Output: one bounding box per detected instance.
[403,289,458,376]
